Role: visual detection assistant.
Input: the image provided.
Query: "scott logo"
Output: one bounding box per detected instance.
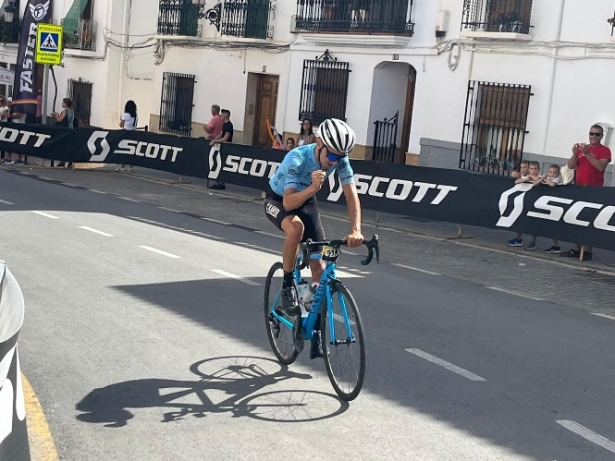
[327,174,458,204]
[496,184,615,232]
[208,147,281,180]
[87,131,183,163]
[0,126,50,147]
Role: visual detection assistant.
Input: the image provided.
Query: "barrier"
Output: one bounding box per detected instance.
[0,122,614,251]
[0,263,30,461]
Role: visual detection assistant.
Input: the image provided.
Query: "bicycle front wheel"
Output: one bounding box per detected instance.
[321,282,366,401]
[264,262,299,365]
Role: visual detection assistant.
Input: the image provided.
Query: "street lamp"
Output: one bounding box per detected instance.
[4,0,16,23]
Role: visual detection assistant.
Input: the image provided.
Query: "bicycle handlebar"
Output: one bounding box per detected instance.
[299,234,380,268]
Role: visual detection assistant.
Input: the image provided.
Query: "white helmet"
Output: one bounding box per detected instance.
[317,118,356,155]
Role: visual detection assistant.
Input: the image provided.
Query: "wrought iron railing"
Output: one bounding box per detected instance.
[373,112,399,163]
[158,0,204,37]
[459,80,532,176]
[609,11,615,36]
[159,72,195,136]
[461,0,533,35]
[62,19,97,51]
[296,0,414,35]
[221,0,275,39]
[67,78,93,126]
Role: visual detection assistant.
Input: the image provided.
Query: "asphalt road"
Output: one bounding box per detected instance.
[1,168,615,461]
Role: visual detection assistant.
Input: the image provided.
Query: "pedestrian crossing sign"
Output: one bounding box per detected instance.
[36,23,63,65]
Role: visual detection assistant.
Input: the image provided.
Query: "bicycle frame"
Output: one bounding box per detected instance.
[269,253,355,343]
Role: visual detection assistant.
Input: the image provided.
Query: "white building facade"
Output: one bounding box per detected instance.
[9,0,615,182]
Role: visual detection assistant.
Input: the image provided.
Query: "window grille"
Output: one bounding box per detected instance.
[460,80,532,175]
[298,50,350,125]
[159,72,195,136]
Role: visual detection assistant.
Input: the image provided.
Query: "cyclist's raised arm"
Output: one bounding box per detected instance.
[283,170,324,211]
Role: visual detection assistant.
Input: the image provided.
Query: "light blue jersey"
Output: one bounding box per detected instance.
[269,144,355,196]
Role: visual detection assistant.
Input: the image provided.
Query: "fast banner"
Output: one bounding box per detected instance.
[12,0,53,115]
[0,123,614,251]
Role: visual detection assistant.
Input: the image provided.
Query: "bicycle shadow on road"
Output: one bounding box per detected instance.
[75,355,349,428]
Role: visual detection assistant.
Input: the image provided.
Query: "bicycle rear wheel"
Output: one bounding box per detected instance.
[264,262,299,365]
[321,282,366,401]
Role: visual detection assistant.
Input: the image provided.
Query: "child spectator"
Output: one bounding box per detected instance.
[520,161,542,250]
[523,163,561,252]
[285,137,296,151]
[507,160,530,247]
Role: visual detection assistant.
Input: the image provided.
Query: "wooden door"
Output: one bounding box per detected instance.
[253,74,279,147]
[398,67,416,164]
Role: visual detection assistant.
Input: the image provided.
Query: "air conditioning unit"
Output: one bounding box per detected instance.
[435,10,450,38]
[290,15,297,33]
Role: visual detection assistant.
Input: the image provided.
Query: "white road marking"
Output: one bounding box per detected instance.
[0,199,14,205]
[255,230,284,239]
[377,226,404,234]
[212,269,261,286]
[405,348,487,382]
[79,226,113,237]
[118,196,140,202]
[591,313,615,321]
[344,250,360,256]
[31,211,59,219]
[157,206,180,212]
[139,246,181,259]
[202,217,231,226]
[556,420,615,454]
[393,263,441,276]
[487,286,543,301]
[62,183,79,187]
[333,313,356,326]
[38,176,53,181]
[89,189,108,194]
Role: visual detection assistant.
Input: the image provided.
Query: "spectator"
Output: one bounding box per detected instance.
[7,100,26,164]
[561,124,612,261]
[0,96,9,163]
[506,160,530,247]
[209,109,233,190]
[203,104,223,142]
[116,100,138,172]
[298,119,316,146]
[285,137,296,151]
[52,98,75,168]
[538,164,562,254]
[36,90,43,124]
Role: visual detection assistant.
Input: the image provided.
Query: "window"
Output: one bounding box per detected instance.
[459,81,532,175]
[67,78,93,126]
[299,51,350,124]
[157,0,202,37]
[159,72,195,136]
[461,0,533,35]
[62,0,96,50]
[221,0,274,39]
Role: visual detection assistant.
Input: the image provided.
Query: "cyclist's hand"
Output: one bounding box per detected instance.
[346,230,364,248]
[310,170,326,191]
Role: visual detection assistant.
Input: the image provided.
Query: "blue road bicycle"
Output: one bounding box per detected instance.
[264,235,379,401]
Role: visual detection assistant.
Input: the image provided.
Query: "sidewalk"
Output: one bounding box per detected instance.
[14,157,615,274]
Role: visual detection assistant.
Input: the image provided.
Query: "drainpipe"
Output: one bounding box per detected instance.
[541,0,566,156]
[118,0,132,119]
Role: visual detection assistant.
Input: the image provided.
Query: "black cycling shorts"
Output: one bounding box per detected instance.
[264,187,325,243]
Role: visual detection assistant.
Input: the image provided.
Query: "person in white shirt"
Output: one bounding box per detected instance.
[116,100,138,172]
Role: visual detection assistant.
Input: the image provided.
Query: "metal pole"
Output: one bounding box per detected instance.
[42,65,52,166]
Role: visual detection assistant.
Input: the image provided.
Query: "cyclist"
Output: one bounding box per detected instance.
[264,118,364,317]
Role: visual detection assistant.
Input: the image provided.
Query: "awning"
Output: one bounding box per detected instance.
[62,0,90,34]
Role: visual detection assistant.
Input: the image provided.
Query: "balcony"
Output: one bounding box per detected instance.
[295,0,414,37]
[221,0,275,40]
[62,19,97,50]
[461,0,533,40]
[609,12,615,42]
[157,0,204,38]
[0,17,20,44]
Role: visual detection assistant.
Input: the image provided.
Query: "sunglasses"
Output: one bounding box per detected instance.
[589,132,603,137]
[326,152,345,162]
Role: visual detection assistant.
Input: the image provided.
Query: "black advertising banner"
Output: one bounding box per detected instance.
[207,142,285,189]
[0,124,614,251]
[13,0,53,115]
[70,128,209,177]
